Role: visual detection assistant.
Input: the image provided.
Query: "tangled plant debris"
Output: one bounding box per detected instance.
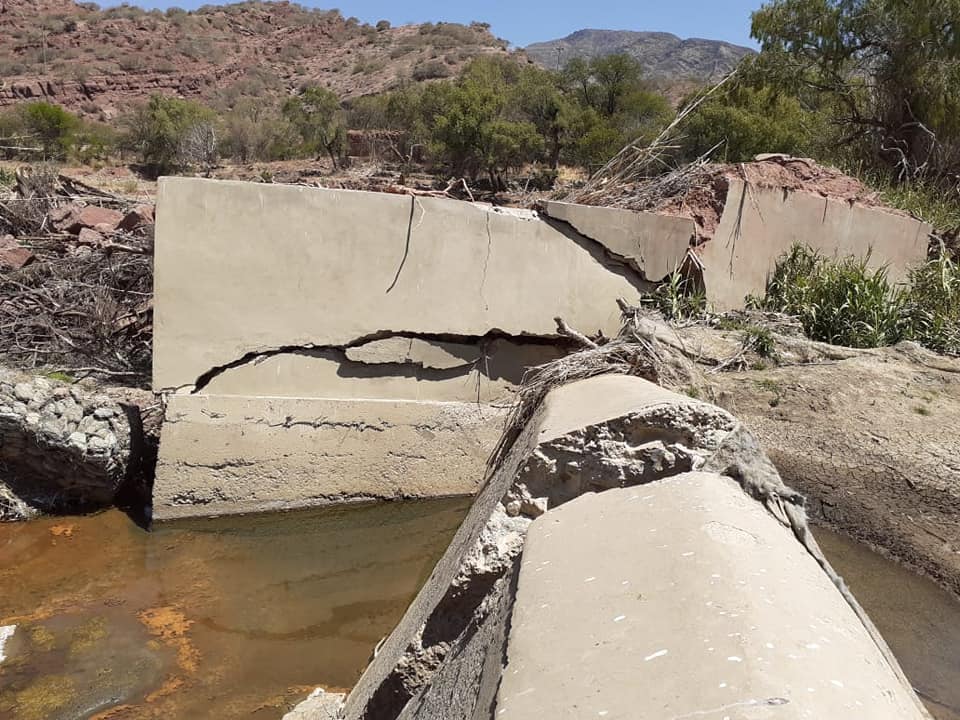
[0,166,154,383]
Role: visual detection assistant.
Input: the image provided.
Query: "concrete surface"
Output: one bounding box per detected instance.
[540,200,694,280]
[153,179,649,391]
[331,375,928,720]
[152,394,504,520]
[496,474,929,720]
[283,689,345,720]
[700,178,931,310]
[342,377,745,720]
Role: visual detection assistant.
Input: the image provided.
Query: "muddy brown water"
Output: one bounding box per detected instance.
[814,527,960,720]
[0,498,470,719]
[0,502,957,720]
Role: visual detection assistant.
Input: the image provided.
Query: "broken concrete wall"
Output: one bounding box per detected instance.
[154,394,504,520]
[152,175,932,519]
[699,177,931,311]
[153,178,651,393]
[329,375,929,720]
[538,200,694,280]
[152,178,668,519]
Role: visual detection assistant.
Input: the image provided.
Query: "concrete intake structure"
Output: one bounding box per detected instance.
[307,375,930,720]
[152,178,929,519]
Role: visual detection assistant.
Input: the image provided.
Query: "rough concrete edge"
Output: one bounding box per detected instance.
[329,385,932,720]
[538,199,696,282]
[702,423,934,720]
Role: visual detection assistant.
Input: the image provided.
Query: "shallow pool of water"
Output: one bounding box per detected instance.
[0,498,469,719]
[815,527,960,720]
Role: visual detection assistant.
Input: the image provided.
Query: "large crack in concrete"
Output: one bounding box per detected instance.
[188,330,577,395]
[349,397,740,720]
[538,214,660,292]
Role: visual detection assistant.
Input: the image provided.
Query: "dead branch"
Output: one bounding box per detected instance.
[554,316,598,348]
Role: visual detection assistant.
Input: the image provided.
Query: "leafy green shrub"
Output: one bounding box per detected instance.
[741,325,777,358]
[753,245,904,348]
[900,252,960,354]
[412,60,452,81]
[640,271,707,321]
[282,86,346,167]
[754,244,960,355]
[124,95,219,175]
[27,103,80,158]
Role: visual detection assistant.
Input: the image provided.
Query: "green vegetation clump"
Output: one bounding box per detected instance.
[639,271,707,322]
[282,86,346,168]
[124,95,219,176]
[753,244,960,355]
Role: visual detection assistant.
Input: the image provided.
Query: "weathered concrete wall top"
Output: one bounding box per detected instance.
[498,475,928,720]
[153,178,649,392]
[539,200,694,280]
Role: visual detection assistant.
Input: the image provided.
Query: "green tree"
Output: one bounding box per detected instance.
[19,102,79,159]
[282,86,346,168]
[558,54,672,168]
[679,83,826,162]
[425,58,543,189]
[125,95,218,176]
[513,65,575,168]
[751,0,960,179]
[222,99,298,163]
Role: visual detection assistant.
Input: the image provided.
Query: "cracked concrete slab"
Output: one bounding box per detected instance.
[699,178,931,311]
[332,376,928,720]
[345,337,482,370]
[153,179,650,391]
[153,394,506,520]
[540,200,694,281]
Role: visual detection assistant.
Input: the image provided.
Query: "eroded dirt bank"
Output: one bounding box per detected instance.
[702,339,960,596]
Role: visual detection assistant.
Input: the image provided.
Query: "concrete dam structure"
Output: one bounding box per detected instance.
[152,177,933,718]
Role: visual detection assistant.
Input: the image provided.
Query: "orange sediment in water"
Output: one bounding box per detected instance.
[136,606,199,674]
[0,499,469,718]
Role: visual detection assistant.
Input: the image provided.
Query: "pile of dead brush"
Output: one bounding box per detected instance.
[562,73,734,215]
[0,165,154,384]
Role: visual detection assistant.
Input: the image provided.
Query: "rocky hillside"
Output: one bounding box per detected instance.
[526,29,754,81]
[0,0,512,119]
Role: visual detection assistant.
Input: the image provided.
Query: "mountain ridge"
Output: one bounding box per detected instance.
[525,28,755,81]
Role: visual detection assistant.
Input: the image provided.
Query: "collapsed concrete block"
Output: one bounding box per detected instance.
[152,393,505,520]
[496,475,928,719]
[699,178,931,311]
[539,200,695,280]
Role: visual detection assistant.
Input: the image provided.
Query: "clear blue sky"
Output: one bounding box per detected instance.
[106,0,762,49]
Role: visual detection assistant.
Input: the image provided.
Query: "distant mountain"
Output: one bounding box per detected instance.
[525,29,755,82]
[0,1,512,119]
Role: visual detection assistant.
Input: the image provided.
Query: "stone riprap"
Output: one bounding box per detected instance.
[0,368,136,519]
[325,375,928,720]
